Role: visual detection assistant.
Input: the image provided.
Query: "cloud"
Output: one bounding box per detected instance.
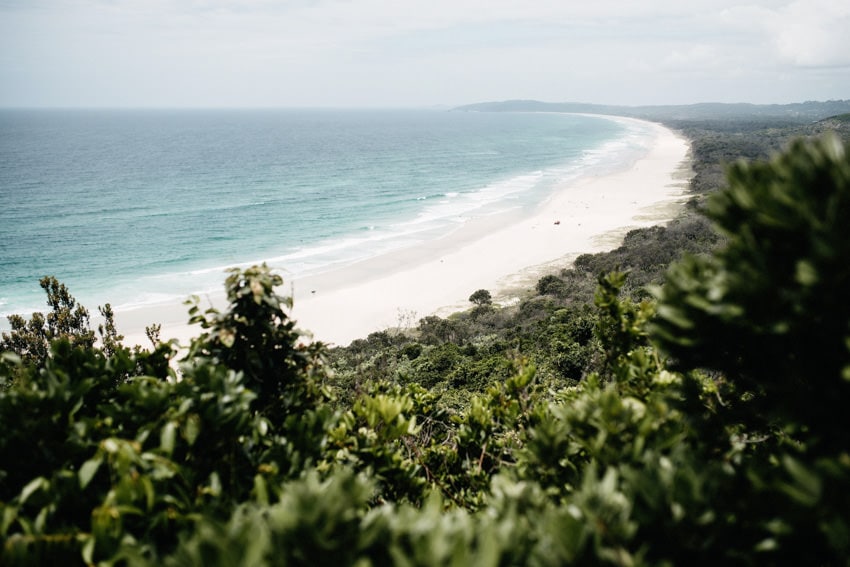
[1,0,848,106]
[765,1,850,67]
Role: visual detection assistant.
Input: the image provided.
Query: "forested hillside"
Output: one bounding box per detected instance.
[2,124,850,565]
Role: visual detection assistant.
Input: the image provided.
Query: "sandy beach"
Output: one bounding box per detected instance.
[116,116,691,348]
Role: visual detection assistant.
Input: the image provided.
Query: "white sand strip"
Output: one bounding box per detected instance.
[116,117,691,349]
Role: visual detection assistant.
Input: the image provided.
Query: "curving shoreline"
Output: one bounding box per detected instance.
[116,116,692,348]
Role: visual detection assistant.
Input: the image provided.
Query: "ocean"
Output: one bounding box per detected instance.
[0,109,652,321]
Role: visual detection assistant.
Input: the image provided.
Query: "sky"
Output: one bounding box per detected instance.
[1,0,848,108]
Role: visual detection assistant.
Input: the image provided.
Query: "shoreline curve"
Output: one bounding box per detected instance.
[115,116,692,348]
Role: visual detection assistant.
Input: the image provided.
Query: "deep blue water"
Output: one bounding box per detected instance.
[0,109,649,318]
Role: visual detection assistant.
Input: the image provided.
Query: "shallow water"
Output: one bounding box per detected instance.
[0,108,650,318]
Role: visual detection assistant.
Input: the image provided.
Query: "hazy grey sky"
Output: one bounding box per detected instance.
[1,0,848,108]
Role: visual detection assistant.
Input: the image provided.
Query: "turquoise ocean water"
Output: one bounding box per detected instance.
[0,109,651,320]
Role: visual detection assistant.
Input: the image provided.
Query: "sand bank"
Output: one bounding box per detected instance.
[117,116,691,348]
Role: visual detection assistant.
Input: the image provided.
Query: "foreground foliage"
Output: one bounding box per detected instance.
[2,135,849,565]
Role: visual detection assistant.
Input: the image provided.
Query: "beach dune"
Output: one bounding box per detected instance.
[117,117,691,348]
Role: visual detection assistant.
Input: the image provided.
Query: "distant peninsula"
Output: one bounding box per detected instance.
[453,99,850,122]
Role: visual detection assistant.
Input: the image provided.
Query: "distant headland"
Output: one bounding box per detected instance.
[453,99,850,122]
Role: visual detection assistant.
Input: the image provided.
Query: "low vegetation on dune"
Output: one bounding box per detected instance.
[2,119,850,565]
